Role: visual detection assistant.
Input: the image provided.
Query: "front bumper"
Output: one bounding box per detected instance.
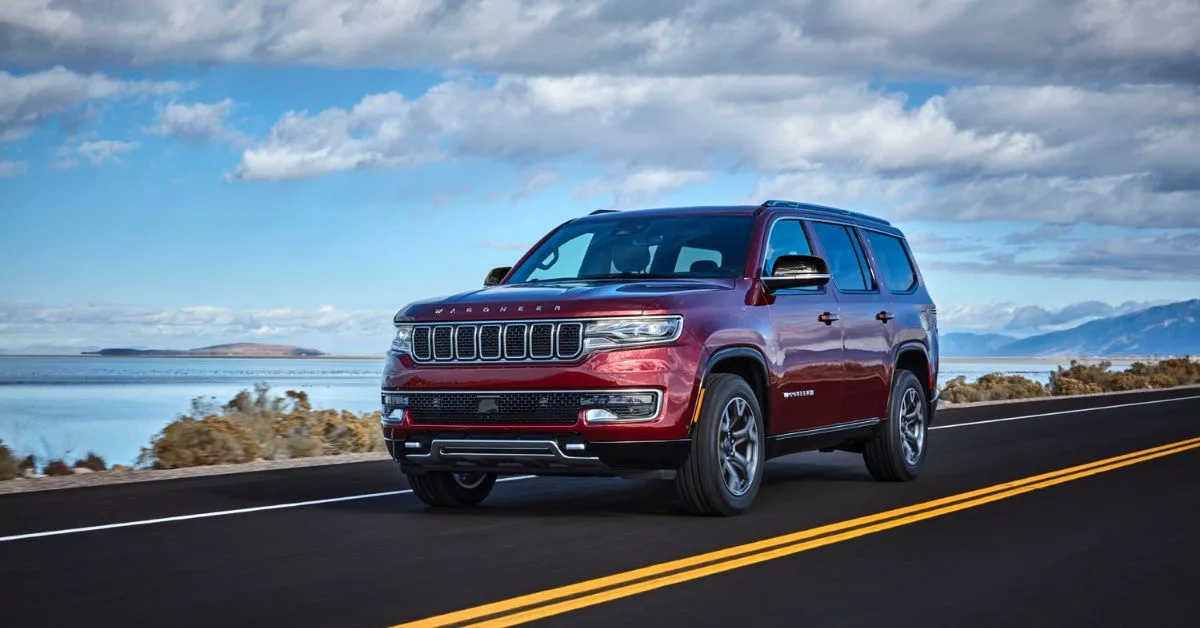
[386,432,692,476]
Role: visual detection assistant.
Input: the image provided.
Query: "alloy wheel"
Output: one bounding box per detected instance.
[717,396,761,496]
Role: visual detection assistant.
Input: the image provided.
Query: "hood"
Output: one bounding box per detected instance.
[395,278,735,322]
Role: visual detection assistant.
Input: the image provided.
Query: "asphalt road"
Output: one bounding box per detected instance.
[2,387,1198,628]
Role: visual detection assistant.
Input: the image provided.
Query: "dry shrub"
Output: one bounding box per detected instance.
[283,436,324,458]
[1108,372,1150,391]
[141,416,263,469]
[940,373,1049,404]
[137,384,384,468]
[43,459,73,476]
[73,452,107,472]
[1149,373,1178,388]
[0,440,18,481]
[1050,376,1104,396]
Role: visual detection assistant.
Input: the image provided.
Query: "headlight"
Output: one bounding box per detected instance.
[391,324,414,354]
[583,316,683,350]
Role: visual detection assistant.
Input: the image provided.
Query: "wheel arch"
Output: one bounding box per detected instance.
[698,347,772,434]
[893,342,935,423]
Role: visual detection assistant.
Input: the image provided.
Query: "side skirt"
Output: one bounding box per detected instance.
[765,418,883,459]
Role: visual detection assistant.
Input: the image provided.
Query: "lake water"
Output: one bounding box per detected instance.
[0,356,1115,466]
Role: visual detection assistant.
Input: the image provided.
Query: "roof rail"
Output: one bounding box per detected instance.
[589,209,619,215]
[760,199,891,226]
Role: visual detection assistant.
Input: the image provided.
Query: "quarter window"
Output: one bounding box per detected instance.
[864,231,918,292]
[811,222,875,292]
[763,219,819,292]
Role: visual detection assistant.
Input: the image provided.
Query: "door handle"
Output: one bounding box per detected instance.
[876,311,895,322]
[818,312,840,325]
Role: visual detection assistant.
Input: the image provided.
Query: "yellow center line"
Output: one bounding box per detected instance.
[393,436,1200,628]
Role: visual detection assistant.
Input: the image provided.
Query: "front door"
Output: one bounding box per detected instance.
[764,218,846,434]
[810,221,892,422]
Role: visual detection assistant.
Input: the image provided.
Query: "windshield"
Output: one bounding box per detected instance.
[507,214,756,283]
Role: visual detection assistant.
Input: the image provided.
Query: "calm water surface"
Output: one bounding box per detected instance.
[0,356,1098,465]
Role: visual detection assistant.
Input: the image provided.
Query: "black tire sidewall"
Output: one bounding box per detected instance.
[691,374,765,513]
[889,370,927,476]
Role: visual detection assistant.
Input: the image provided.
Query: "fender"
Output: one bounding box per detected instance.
[692,346,772,434]
[892,340,938,425]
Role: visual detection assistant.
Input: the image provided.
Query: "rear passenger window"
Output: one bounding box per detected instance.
[811,222,875,292]
[864,231,918,292]
[763,219,819,292]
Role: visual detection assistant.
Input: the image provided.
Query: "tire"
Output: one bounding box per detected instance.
[406,471,497,507]
[863,369,928,482]
[675,373,766,516]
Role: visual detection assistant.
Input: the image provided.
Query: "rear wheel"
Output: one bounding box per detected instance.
[675,373,765,516]
[863,369,928,482]
[407,471,497,507]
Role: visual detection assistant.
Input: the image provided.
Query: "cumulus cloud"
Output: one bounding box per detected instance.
[2,1,1196,85]
[146,98,246,144]
[0,303,392,354]
[0,66,186,142]
[232,75,1061,181]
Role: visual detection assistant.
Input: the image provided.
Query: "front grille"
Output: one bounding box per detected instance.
[406,392,584,425]
[407,320,587,364]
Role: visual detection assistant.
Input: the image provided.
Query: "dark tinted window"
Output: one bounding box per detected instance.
[811,222,875,292]
[507,215,754,283]
[864,231,918,292]
[763,219,818,292]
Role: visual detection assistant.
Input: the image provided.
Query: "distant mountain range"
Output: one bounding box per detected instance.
[81,343,326,357]
[942,299,1200,357]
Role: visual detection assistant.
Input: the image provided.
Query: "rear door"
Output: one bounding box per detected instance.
[809,221,892,422]
[763,217,846,434]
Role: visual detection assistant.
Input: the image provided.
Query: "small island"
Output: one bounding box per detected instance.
[82,343,327,358]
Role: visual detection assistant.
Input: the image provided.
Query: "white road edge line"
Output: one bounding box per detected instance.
[930,394,1200,430]
[4,393,1198,543]
[0,475,536,543]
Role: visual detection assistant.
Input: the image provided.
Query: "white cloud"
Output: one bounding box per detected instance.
[576,169,712,206]
[55,139,140,167]
[233,75,1062,182]
[146,98,246,144]
[0,66,186,142]
[0,159,26,177]
[2,1,1196,86]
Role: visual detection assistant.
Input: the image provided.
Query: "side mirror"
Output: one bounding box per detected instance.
[484,266,511,286]
[761,255,831,292]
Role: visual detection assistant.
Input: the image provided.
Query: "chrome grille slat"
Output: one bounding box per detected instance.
[504,323,527,359]
[406,319,596,364]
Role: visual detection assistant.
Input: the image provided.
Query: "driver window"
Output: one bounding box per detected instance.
[526,233,593,280]
[764,219,819,292]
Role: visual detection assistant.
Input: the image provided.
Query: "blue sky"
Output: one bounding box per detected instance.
[2,1,1197,354]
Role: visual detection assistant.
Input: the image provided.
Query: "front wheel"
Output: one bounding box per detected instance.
[675,373,765,516]
[407,471,497,507]
[863,369,928,481]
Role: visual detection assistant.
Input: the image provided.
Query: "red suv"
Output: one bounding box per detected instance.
[381,200,939,515]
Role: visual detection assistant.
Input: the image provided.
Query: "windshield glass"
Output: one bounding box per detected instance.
[507,214,756,283]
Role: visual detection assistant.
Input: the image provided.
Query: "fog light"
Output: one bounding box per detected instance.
[581,391,660,423]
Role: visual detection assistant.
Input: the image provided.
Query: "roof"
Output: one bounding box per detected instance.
[574,200,900,234]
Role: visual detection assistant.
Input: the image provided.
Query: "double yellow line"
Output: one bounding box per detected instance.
[395,436,1200,628]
